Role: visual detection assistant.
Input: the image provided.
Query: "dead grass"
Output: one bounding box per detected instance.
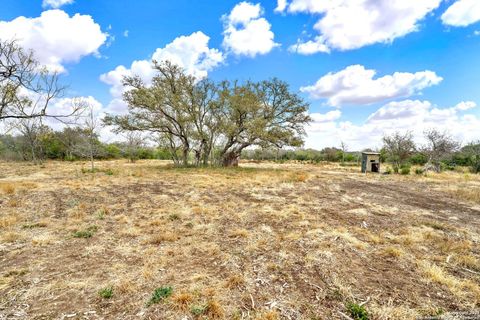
[0,182,15,194]
[0,160,479,318]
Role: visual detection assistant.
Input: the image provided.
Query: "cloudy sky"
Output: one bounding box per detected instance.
[1,0,480,150]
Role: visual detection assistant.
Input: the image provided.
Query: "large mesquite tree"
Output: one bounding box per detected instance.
[217,79,310,166]
[105,61,311,167]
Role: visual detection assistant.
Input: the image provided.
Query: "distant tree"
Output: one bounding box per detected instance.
[461,141,480,173]
[55,127,87,160]
[75,100,102,171]
[382,131,416,172]
[15,117,52,164]
[123,131,144,163]
[423,129,460,172]
[321,147,341,162]
[340,141,348,164]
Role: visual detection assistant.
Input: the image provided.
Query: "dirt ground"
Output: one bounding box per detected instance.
[0,160,479,320]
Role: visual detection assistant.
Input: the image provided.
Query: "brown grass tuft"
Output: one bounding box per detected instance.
[381,246,405,258]
[0,215,17,228]
[256,311,279,320]
[229,228,249,238]
[147,232,178,244]
[172,292,194,310]
[1,231,22,243]
[225,274,245,289]
[0,183,15,194]
[205,299,224,318]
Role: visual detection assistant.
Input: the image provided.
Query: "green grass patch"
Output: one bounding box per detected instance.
[346,302,369,320]
[98,286,113,299]
[72,225,98,238]
[147,286,173,306]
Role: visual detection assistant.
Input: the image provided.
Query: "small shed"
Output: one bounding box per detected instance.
[361,152,380,173]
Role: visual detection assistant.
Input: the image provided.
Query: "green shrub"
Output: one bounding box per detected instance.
[408,153,428,165]
[400,165,411,175]
[384,167,392,175]
[147,286,173,306]
[415,168,424,175]
[72,225,98,238]
[191,305,207,316]
[346,302,369,320]
[104,168,114,176]
[98,286,113,299]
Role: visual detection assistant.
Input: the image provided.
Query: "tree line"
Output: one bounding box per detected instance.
[0,126,172,164]
[382,130,480,174]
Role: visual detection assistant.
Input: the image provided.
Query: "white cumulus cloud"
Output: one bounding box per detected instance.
[42,0,74,9]
[279,0,441,54]
[222,2,279,57]
[441,0,480,27]
[0,10,108,72]
[300,65,443,107]
[275,0,288,13]
[100,31,224,115]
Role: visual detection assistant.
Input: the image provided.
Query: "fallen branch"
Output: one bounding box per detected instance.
[338,311,354,320]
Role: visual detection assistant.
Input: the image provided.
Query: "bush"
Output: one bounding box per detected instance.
[384,167,392,175]
[400,165,411,175]
[72,225,97,238]
[471,161,480,174]
[98,287,113,299]
[346,302,369,320]
[415,168,424,175]
[147,286,173,306]
[408,153,428,165]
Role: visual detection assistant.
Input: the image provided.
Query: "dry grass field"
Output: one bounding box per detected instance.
[1,160,479,319]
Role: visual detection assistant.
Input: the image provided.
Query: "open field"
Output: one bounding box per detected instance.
[1,160,480,319]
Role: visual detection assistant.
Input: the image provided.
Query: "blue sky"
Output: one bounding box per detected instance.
[1,0,480,150]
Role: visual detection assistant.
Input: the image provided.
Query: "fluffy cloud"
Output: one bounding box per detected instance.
[42,0,74,9]
[300,65,442,107]
[222,2,278,57]
[305,100,479,150]
[278,0,441,54]
[441,0,480,27]
[308,110,342,133]
[100,31,224,115]
[0,10,108,72]
[275,0,288,13]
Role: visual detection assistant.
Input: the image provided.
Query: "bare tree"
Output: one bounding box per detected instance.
[340,141,348,164]
[0,39,83,121]
[74,100,102,171]
[423,129,460,172]
[123,131,144,163]
[382,131,416,172]
[15,117,46,164]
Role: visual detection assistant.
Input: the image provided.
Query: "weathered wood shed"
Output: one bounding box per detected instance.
[361,152,380,173]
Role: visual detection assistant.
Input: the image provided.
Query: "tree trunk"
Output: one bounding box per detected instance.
[182,147,189,166]
[222,151,240,167]
[90,141,94,171]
